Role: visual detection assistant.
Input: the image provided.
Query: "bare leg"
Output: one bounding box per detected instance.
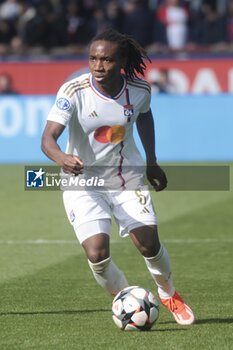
[130,225,175,299]
[129,224,160,257]
[82,232,110,263]
[82,233,128,296]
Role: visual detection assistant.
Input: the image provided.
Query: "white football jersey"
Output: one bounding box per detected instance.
[47,73,151,189]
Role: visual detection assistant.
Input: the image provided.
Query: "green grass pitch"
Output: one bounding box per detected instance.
[0,164,232,350]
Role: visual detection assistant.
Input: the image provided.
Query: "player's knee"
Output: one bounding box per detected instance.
[88,256,111,274]
[130,225,160,257]
[86,248,109,264]
[139,245,157,257]
[137,239,161,257]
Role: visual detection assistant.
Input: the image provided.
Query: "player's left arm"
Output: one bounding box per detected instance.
[136,108,167,192]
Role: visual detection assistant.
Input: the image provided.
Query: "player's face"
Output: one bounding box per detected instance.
[89,40,124,92]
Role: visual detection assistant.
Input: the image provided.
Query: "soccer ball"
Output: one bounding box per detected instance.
[112,286,159,331]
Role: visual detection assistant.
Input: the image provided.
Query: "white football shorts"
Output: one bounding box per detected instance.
[63,185,157,244]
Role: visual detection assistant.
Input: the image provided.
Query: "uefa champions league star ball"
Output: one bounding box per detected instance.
[112,286,159,331]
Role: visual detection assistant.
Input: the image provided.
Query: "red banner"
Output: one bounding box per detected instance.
[1,58,233,94]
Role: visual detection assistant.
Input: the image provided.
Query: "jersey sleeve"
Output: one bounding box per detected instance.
[47,83,76,126]
[139,87,151,114]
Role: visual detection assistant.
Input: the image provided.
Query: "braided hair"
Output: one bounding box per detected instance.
[90,29,151,80]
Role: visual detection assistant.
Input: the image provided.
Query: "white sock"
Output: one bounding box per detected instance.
[88,257,129,296]
[144,243,175,299]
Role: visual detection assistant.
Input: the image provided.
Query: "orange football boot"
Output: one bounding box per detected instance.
[160,291,195,325]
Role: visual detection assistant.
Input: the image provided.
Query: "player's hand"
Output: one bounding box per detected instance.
[146,163,167,192]
[61,154,84,175]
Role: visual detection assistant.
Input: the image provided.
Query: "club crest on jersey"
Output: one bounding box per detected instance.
[69,209,75,223]
[124,104,134,117]
[56,97,70,111]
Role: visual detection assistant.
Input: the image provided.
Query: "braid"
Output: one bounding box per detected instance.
[90,29,151,80]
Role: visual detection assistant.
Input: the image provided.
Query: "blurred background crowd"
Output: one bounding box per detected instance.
[0,0,233,57]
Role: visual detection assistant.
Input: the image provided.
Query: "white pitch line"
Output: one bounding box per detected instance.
[0,238,232,245]
[166,238,233,243]
[0,240,76,245]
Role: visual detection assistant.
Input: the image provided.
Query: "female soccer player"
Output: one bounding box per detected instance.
[41,29,194,325]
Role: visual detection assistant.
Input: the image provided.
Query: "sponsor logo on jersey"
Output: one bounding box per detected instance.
[94,125,126,144]
[26,168,45,188]
[124,104,134,117]
[56,97,70,111]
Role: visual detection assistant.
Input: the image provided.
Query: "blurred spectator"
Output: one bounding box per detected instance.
[151,68,177,93]
[65,1,90,47]
[0,0,231,56]
[0,0,20,21]
[21,1,56,50]
[0,0,20,54]
[122,0,155,47]
[0,19,16,54]
[42,1,68,49]
[82,0,99,17]
[105,0,124,31]
[156,0,190,50]
[148,0,161,11]
[227,0,233,42]
[88,8,110,38]
[195,1,228,47]
[186,0,203,13]
[0,72,18,94]
[87,1,124,40]
[217,0,229,16]
[10,1,36,54]
[187,0,204,46]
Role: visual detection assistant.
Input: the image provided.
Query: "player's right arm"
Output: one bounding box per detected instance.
[41,121,83,175]
[41,80,84,175]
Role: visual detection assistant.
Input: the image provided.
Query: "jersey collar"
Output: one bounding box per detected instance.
[89,73,127,101]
